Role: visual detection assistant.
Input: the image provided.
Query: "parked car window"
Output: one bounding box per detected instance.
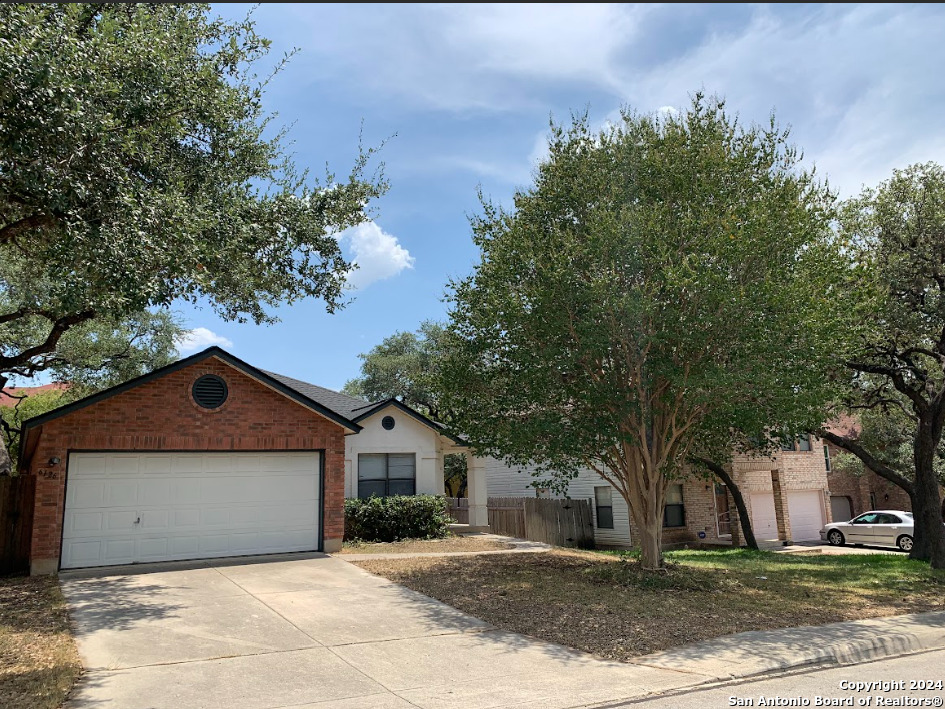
[594,486,614,529]
[875,513,903,524]
[851,513,879,524]
[357,453,416,498]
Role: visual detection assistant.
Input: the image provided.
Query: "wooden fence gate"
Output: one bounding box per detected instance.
[487,496,594,548]
[444,497,469,524]
[0,476,35,575]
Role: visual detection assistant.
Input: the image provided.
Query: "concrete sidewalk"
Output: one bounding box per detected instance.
[60,553,945,709]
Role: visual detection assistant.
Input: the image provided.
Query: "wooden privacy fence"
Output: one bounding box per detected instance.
[488,496,594,548]
[444,497,469,524]
[0,475,35,575]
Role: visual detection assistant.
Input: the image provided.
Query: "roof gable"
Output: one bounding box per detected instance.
[20,347,362,434]
[351,398,468,446]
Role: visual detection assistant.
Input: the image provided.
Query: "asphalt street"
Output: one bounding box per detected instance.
[627,648,945,709]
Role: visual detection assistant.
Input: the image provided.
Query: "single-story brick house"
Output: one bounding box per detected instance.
[18,346,478,574]
[485,434,834,548]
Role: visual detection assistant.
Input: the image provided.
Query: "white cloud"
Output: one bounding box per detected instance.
[338,221,415,289]
[175,327,233,354]
[288,3,648,112]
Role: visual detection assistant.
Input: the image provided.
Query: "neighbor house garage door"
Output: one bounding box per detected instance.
[750,492,779,541]
[61,452,320,569]
[787,490,824,542]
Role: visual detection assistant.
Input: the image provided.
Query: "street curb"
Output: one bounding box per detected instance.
[630,610,945,683]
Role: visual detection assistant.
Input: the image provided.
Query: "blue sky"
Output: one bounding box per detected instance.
[173,3,945,391]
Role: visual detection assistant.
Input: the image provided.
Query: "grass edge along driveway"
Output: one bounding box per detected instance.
[352,547,945,662]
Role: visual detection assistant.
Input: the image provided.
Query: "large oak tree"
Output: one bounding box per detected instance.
[0,4,385,469]
[823,163,945,567]
[441,96,853,569]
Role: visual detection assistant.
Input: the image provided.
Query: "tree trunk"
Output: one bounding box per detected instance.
[623,477,666,569]
[714,468,758,550]
[908,489,927,561]
[689,456,758,550]
[913,428,945,568]
[634,513,664,570]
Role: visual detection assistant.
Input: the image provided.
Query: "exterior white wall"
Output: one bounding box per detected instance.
[483,457,633,547]
[344,409,445,498]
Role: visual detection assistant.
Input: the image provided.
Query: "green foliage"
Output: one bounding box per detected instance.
[1,388,67,469]
[343,495,452,542]
[343,321,449,420]
[441,94,853,567]
[834,163,945,564]
[344,321,469,495]
[0,3,385,374]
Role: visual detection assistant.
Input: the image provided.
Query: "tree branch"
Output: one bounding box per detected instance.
[0,213,58,245]
[818,429,915,496]
[0,310,96,371]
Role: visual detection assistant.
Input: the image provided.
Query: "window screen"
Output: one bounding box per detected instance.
[358,453,416,498]
[664,484,685,528]
[594,486,614,529]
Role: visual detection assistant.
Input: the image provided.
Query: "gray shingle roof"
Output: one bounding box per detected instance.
[261,370,373,420]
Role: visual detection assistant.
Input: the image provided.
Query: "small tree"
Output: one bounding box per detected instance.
[441,96,852,569]
[822,164,945,568]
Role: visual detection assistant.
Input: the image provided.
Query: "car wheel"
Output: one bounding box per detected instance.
[897,535,913,552]
[827,530,845,546]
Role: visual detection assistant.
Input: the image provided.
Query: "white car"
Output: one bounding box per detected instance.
[820,510,914,551]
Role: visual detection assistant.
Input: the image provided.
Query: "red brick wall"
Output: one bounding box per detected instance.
[26,357,347,570]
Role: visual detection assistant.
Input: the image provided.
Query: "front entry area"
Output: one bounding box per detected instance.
[61,451,320,569]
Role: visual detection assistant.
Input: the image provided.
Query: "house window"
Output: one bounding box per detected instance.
[823,444,831,472]
[663,484,685,528]
[798,434,812,451]
[594,486,614,529]
[780,437,796,452]
[358,453,416,498]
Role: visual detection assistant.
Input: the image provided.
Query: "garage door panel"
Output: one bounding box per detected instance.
[138,479,172,505]
[62,452,320,569]
[105,482,138,507]
[69,480,105,508]
[787,490,824,541]
[106,456,140,477]
[750,492,779,541]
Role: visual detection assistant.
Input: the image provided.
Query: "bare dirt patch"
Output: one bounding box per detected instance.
[353,548,945,662]
[0,575,81,709]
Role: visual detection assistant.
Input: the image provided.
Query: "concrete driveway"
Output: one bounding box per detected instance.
[61,554,706,709]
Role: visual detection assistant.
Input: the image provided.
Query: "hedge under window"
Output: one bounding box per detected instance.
[358,453,416,498]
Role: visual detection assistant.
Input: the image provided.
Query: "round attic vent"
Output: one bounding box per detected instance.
[382,415,395,430]
[192,374,228,409]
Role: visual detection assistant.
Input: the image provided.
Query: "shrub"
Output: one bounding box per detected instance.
[344,495,452,542]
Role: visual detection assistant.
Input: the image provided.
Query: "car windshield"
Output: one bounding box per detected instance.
[904,512,913,518]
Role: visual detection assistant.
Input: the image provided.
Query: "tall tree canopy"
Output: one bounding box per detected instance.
[823,163,945,568]
[344,321,468,496]
[343,321,449,421]
[0,3,385,468]
[441,96,853,569]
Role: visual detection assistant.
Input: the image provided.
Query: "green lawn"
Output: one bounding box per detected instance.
[354,548,945,661]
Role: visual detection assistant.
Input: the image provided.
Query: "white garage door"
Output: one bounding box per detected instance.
[61,452,320,569]
[787,490,824,542]
[750,492,779,541]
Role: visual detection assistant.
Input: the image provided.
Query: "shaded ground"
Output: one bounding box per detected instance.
[353,548,945,662]
[338,536,513,555]
[0,575,81,709]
